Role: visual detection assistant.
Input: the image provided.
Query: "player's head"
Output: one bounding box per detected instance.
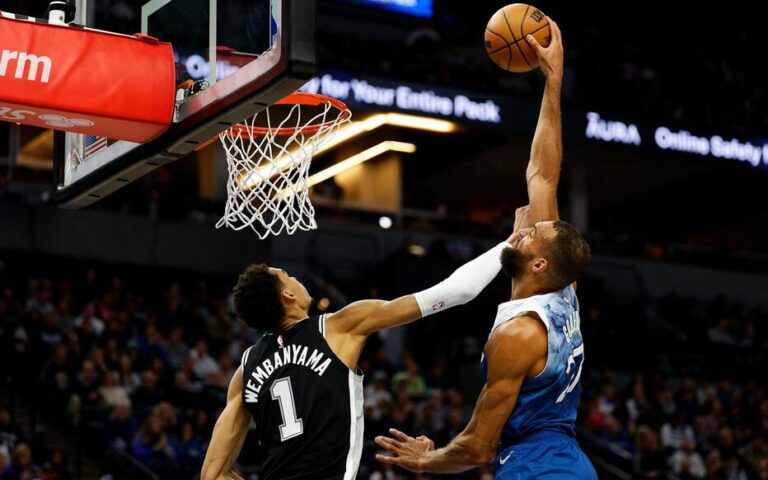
[501,220,590,290]
[233,263,312,332]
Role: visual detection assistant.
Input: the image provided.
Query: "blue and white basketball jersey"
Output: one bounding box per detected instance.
[481,285,585,449]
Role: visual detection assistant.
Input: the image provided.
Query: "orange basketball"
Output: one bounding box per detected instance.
[485,4,551,73]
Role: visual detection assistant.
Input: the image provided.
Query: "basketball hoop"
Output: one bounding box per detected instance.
[217,92,351,237]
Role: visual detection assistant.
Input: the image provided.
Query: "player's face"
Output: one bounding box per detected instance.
[509,221,554,254]
[502,221,556,277]
[270,268,313,309]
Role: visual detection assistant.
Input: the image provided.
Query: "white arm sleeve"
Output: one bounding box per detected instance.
[413,241,509,317]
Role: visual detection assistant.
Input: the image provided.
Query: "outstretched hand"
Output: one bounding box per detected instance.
[526,17,563,80]
[375,428,435,473]
[512,205,532,233]
[506,205,532,246]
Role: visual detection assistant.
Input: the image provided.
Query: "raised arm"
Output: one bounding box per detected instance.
[525,18,564,224]
[374,315,548,473]
[201,366,250,480]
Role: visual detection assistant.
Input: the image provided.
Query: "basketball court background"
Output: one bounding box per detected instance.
[1,1,767,479]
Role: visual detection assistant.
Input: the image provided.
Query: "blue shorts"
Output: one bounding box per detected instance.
[494,431,597,480]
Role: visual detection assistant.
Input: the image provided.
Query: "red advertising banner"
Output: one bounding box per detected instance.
[0,15,175,142]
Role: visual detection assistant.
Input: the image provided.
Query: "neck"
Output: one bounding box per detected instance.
[510,276,552,300]
[275,308,308,332]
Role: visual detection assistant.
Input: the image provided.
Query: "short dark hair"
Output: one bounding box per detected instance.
[544,221,590,290]
[233,263,285,331]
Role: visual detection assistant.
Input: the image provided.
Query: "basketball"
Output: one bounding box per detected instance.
[485,4,551,73]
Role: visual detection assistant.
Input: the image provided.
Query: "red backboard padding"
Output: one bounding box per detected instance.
[0,16,175,143]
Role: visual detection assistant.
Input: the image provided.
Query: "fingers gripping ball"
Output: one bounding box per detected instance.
[485,4,551,72]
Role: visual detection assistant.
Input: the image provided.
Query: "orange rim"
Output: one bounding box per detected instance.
[226,92,351,138]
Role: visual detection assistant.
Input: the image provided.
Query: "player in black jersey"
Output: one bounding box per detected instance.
[201,245,514,480]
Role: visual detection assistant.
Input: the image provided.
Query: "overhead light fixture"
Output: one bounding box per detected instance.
[382,113,457,132]
[307,141,416,188]
[313,113,456,156]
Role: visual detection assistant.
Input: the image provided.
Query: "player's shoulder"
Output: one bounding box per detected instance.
[324,299,387,335]
[327,299,386,321]
[487,314,548,374]
[491,313,547,347]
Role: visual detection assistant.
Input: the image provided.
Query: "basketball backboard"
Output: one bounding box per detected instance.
[54,0,316,208]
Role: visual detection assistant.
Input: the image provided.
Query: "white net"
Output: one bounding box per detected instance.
[217,95,351,238]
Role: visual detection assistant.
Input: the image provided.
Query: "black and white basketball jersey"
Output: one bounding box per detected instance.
[241,315,364,480]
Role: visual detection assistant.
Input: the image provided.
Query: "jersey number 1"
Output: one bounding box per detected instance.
[271,377,304,441]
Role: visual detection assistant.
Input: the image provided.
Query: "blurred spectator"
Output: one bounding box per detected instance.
[40,448,71,480]
[172,421,204,468]
[74,303,105,337]
[634,425,669,479]
[391,355,426,399]
[114,354,141,395]
[25,281,54,317]
[705,449,725,480]
[0,408,24,454]
[190,341,219,381]
[600,416,634,456]
[669,437,706,479]
[73,360,102,407]
[715,427,739,461]
[758,458,768,480]
[364,371,393,421]
[0,444,8,473]
[722,454,748,480]
[661,412,696,452]
[207,353,235,391]
[99,371,130,408]
[166,326,189,370]
[708,319,737,346]
[105,402,137,450]
[744,432,768,473]
[131,371,164,413]
[2,443,40,480]
[151,403,177,432]
[131,415,175,466]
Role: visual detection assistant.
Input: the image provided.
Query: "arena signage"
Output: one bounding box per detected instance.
[337,0,433,18]
[585,112,641,145]
[0,49,52,83]
[181,54,240,82]
[584,112,768,169]
[300,73,502,124]
[655,126,766,167]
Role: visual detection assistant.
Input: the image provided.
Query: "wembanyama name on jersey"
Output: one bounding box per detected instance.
[244,342,332,404]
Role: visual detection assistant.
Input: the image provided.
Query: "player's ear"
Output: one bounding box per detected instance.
[281,289,296,304]
[532,257,548,274]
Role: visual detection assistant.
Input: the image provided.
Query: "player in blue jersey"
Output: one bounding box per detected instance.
[375,18,597,479]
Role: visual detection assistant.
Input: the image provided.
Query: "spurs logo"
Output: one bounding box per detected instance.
[39,114,94,128]
[0,107,94,129]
